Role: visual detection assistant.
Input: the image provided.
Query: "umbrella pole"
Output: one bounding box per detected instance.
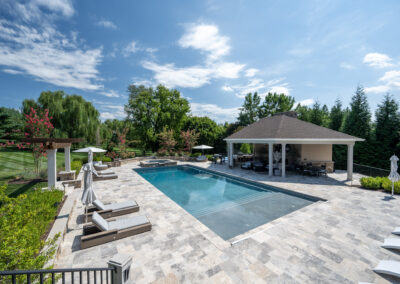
[85,205,88,223]
[392,182,395,197]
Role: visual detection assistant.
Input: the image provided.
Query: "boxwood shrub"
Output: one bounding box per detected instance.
[360,176,400,193]
[0,185,63,273]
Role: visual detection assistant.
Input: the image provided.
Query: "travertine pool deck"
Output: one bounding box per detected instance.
[57,162,400,283]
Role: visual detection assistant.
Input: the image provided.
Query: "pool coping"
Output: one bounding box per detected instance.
[134,164,328,247]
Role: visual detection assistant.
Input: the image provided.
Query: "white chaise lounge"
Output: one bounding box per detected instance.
[382,238,400,249]
[373,260,400,278]
[392,227,400,235]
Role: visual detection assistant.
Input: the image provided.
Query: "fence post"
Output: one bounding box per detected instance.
[107,254,132,284]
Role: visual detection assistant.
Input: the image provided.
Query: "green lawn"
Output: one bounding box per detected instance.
[5,181,48,197]
[0,148,87,190]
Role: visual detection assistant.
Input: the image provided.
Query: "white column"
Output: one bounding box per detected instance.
[281,143,286,177]
[65,146,71,172]
[268,143,273,176]
[47,149,57,188]
[228,142,234,167]
[347,143,354,181]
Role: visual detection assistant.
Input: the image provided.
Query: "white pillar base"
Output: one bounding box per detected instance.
[65,146,71,172]
[47,149,57,188]
[268,143,273,176]
[347,144,354,181]
[281,143,286,177]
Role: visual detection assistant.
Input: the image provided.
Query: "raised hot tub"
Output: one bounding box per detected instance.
[139,159,177,168]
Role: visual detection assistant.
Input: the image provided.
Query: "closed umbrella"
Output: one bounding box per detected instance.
[73,147,107,164]
[81,163,97,223]
[193,145,213,155]
[389,155,400,197]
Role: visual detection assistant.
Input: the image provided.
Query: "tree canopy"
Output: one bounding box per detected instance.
[125,85,190,151]
[237,92,261,126]
[258,93,295,118]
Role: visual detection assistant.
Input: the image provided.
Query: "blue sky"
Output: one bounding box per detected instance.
[0,0,399,123]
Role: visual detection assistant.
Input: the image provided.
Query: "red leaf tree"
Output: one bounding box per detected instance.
[24,108,54,175]
[180,130,199,153]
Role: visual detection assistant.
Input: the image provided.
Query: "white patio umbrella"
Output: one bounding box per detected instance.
[81,163,97,223]
[73,147,107,163]
[193,145,213,155]
[389,155,400,197]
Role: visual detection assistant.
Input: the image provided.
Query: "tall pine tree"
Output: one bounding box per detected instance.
[374,94,400,168]
[329,99,344,131]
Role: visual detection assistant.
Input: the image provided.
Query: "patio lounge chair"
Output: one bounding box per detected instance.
[196,155,208,162]
[241,161,252,169]
[85,199,140,222]
[392,227,400,235]
[81,211,152,249]
[92,170,118,181]
[382,238,400,249]
[252,161,265,172]
[373,260,400,278]
[93,161,108,171]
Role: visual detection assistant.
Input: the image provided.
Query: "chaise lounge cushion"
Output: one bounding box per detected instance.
[382,238,400,249]
[92,211,109,231]
[108,215,149,230]
[93,200,137,211]
[93,199,106,210]
[374,260,400,278]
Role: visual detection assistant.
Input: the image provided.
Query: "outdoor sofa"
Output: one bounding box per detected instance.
[252,161,265,172]
[81,211,152,249]
[196,155,208,162]
[93,161,109,171]
[85,199,140,222]
[241,161,252,169]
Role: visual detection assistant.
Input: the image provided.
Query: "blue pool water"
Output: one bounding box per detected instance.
[135,165,319,240]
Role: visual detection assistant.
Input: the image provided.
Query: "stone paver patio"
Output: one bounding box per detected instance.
[57,161,400,283]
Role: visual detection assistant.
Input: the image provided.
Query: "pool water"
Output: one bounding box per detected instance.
[135,165,319,240]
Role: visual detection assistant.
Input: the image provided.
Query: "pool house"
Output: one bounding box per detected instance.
[224,111,364,180]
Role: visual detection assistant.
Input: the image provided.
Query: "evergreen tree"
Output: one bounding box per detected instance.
[343,85,371,139]
[329,99,344,131]
[310,101,323,126]
[237,92,261,126]
[295,104,312,122]
[374,94,400,168]
[343,85,372,165]
[258,93,295,118]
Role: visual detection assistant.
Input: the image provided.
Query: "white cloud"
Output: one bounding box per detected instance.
[122,41,138,57]
[295,99,315,107]
[96,103,125,120]
[221,85,234,92]
[100,112,116,120]
[2,68,23,75]
[213,62,245,79]
[340,62,354,70]
[142,61,212,88]
[268,86,290,96]
[145,47,158,53]
[96,20,117,30]
[364,85,390,94]
[190,102,239,123]
[100,90,121,98]
[178,24,230,61]
[365,70,400,94]
[222,77,288,99]
[244,68,258,77]
[363,52,393,68]
[0,19,103,91]
[33,0,74,17]
[132,77,156,87]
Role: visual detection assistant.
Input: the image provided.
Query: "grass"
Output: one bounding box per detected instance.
[0,148,87,180]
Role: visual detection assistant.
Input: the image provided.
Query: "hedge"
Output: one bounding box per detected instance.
[360,176,400,194]
[0,185,63,274]
[71,160,83,176]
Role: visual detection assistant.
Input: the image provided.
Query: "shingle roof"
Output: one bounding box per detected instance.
[225,114,362,140]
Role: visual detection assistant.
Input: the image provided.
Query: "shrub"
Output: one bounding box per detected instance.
[206,154,213,161]
[360,177,384,189]
[71,160,83,175]
[190,152,202,158]
[0,185,63,273]
[382,178,400,194]
[101,156,112,162]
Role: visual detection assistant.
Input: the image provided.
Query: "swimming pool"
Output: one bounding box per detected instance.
[135,165,321,240]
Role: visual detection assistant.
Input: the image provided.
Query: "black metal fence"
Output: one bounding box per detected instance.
[0,267,114,284]
[354,163,390,177]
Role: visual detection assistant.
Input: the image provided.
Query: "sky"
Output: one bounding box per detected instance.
[0,0,399,123]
